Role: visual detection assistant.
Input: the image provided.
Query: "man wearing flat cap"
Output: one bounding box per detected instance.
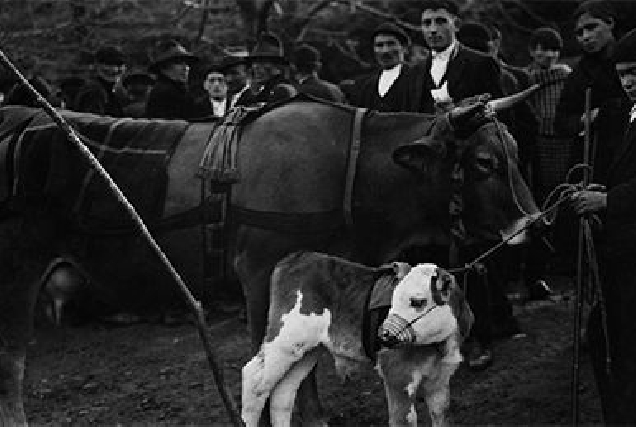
[347,21,433,112]
[74,45,128,117]
[145,39,199,120]
[569,28,636,425]
[196,64,229,118]
[234,32,296,107]
[218,53,249,110]
[291,44,346,103]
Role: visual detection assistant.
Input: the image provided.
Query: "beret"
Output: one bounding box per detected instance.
[372,22,411,47]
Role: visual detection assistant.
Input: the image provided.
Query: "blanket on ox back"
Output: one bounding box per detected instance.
[0,106,189,229]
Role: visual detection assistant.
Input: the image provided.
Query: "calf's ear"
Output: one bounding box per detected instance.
[432,270,455,305]
[392,137,445,174]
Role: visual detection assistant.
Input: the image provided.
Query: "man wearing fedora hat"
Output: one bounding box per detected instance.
[291,43,346,103]
[145,39,199,120]
[569,28,636,424]
[74,45,129,117]
[234,32,297,107]
[347,21,433,112]
[218,53,249,110]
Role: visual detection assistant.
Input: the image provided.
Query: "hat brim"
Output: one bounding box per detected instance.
[149,54,198,73]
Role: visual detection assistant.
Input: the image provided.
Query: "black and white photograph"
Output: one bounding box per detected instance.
[1,0,636,425]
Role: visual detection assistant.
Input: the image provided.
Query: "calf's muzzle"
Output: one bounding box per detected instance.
[379,313,416,348]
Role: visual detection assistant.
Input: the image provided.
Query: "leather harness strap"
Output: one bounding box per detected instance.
[343,107,367,228]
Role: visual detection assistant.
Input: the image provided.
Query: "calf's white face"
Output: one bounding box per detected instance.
[380,263,458,346]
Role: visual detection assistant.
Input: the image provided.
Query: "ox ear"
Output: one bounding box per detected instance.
[392,137,445,174]
[391,262,411,280]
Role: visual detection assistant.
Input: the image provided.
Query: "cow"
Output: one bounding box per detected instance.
[242,251,472,427]
[231,100,538,424]
[0,96,536,425]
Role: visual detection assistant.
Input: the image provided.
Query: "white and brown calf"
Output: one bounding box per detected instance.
[241,251,473,427]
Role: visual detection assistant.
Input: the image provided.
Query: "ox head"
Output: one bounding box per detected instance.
[393,102,539,246]
[379,263,463,347]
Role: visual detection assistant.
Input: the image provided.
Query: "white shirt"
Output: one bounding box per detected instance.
[430,40,457,87]
[630,103,636,123]
[229,85,249,109]
[378,64,402,98]
[211,98,227,117]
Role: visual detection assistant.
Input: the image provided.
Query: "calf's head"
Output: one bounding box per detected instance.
[393,116,539,246]
[379,263,459,347]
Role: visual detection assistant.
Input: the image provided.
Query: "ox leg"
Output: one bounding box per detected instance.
[378,351,422,427]
[0,220,53,426]
[269,348,321,427]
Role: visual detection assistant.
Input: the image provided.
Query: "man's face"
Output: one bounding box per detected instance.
[616,62,636,102]
[250,61,281,85]
[529,43,560,69]
[421,9,458,52]
[575,13,614,54]
[225,64,247,93]
[96,63,125,84]
[204,71,227,100]
[373,33,406,69]
[161,61,190,83]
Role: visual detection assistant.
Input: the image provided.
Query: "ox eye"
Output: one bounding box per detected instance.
[410,297,427,309]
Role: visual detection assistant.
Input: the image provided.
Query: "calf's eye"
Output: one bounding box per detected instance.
[410,297,427,309]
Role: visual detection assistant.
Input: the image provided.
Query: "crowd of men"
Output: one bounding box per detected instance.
[3,0,636,422]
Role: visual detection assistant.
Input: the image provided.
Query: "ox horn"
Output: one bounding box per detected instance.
[487,83,541,111]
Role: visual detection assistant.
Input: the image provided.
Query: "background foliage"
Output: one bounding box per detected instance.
[1,0,636,89]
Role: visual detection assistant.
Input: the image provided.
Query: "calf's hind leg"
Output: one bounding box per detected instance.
[242,345,309,427]
[269,348,321,427]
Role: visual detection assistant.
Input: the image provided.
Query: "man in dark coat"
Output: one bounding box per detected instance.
[234,32,296,107]
[145,40,199,120]
[347,22,433,113]
[291,44,346,103]
[570,28,636,425]
[420,1,503,112]
[74,46,128,117]
[555,1,623,143]
[420,0,508,371]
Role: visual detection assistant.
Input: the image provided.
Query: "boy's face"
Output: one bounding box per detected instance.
[575,12,614,54]
[616,62,636,102]
[529,43,560,69]
[204,71,227,99]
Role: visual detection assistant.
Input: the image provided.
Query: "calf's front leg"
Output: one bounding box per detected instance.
[377,350,423,427]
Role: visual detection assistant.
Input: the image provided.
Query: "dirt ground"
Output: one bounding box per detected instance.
[24,277,602,426]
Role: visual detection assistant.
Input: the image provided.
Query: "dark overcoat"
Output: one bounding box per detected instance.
[588,100,636,424]
[145,75,197,120]
[347,63,434,113]
[296,75,346,104]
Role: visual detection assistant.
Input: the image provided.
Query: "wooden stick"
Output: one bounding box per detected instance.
[0,48,244,427]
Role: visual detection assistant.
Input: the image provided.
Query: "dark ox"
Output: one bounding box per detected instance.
[0,99,536,425]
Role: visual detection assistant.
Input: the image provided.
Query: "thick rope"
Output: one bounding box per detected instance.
[0,49,244,427]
